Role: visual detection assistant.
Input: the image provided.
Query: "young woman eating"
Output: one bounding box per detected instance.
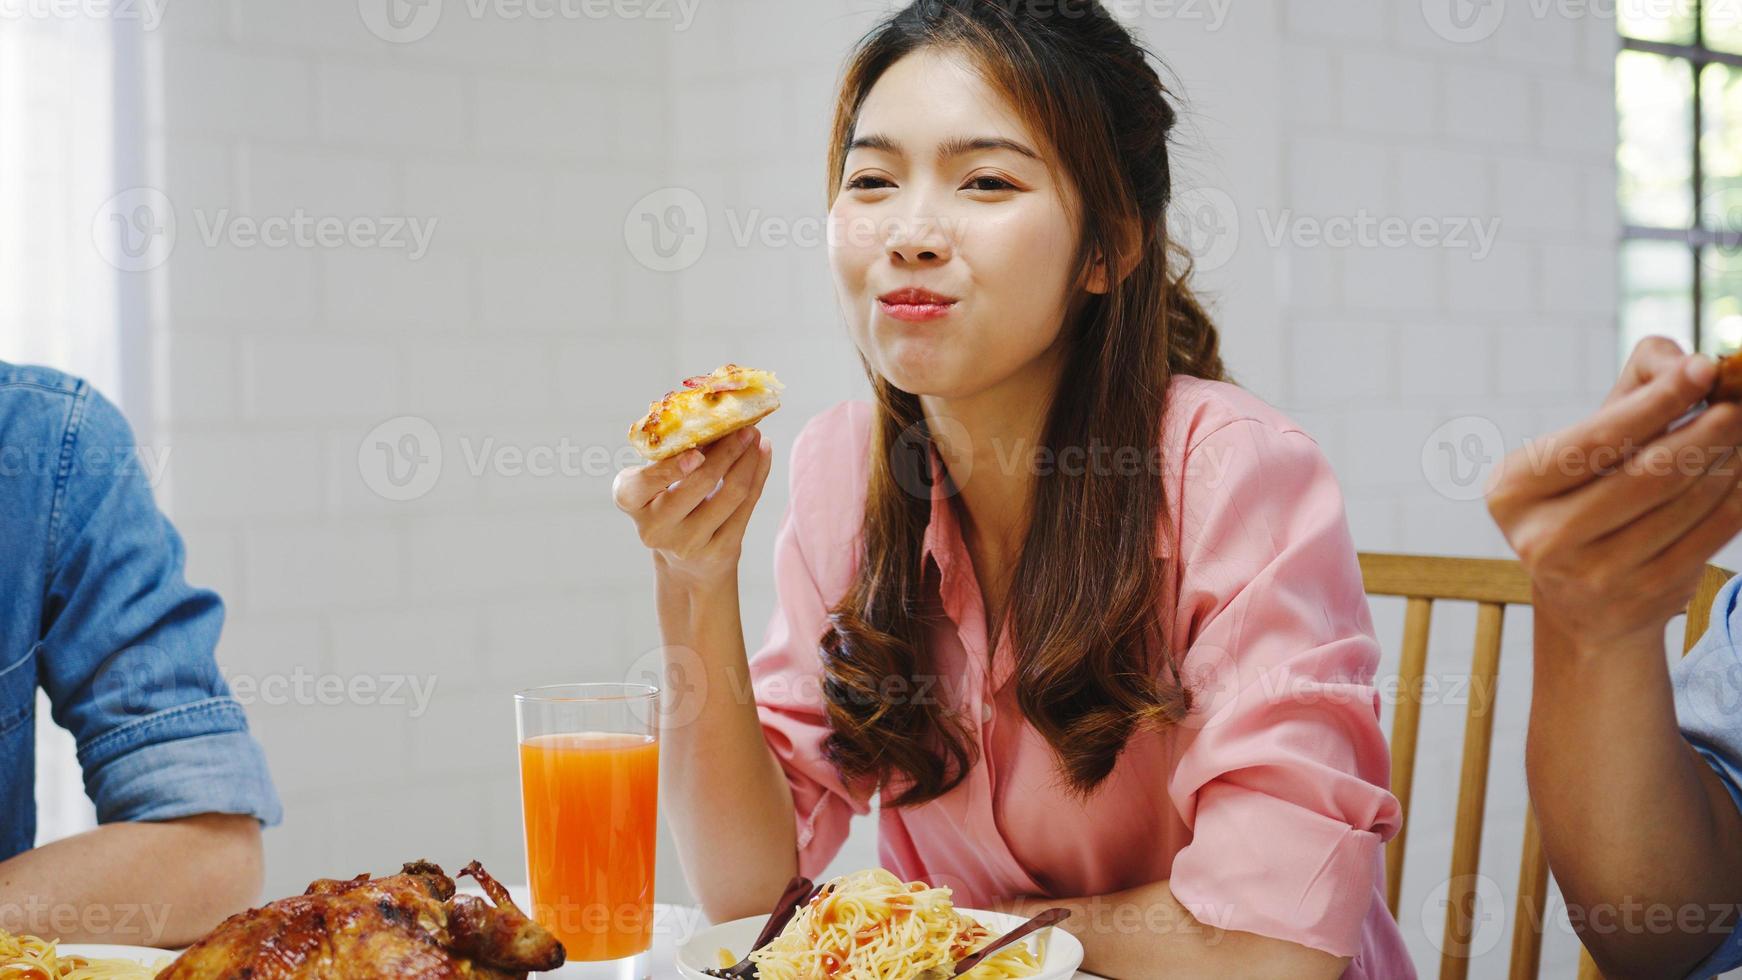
[613,2,1409,976]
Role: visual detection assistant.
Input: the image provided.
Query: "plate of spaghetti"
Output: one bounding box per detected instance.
[0,929,170,979]
[675,869,1083,980]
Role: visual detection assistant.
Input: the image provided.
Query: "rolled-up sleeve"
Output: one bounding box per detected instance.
[1164,419,1400,958]
[37,385,280,827]
[1673,573,1742,818]
[748,432,871,878]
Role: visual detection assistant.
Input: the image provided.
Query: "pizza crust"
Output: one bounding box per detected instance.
[628,364,783,461]
[1713,350,1742,403]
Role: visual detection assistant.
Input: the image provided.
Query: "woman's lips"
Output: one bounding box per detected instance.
[878,298,957,322]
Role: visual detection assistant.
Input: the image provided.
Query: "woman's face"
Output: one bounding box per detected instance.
[829,49,1087,401]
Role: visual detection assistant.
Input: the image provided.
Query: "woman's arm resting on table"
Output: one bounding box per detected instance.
[0,813,262,946]
[1006,880,1348,980]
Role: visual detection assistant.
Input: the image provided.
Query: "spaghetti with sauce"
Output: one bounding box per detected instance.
[726,868,1042,980]
[0,930,164,980]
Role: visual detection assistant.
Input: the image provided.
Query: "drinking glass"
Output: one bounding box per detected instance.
[516,683,660,980]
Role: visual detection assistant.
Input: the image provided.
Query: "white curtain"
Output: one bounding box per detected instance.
[0,10,140,844]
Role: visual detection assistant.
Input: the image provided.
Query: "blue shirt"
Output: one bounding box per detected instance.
[0,362,279,861]
[1675,571,1742,978]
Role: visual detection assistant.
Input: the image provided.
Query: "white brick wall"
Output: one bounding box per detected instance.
[128,1,1651,976]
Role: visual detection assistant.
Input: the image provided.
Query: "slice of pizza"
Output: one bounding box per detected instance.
[1713,350,1742,403]
[628,364,783,462]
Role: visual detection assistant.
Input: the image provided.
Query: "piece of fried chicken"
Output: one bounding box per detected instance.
[158,860,564,979]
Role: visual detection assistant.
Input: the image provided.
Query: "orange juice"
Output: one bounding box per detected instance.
[518,731,660,961]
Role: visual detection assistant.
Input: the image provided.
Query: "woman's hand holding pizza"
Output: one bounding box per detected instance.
[614,425,773,591]
[615,365,781,591]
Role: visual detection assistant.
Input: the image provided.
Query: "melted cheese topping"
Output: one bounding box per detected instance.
[630,364,782,458]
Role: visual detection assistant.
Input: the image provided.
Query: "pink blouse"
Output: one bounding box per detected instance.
[748,376,1412,978]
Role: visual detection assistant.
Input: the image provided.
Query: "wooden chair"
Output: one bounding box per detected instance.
[1358,552,1734,980]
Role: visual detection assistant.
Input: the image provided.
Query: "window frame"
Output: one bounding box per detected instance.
[1623,8,1742,354]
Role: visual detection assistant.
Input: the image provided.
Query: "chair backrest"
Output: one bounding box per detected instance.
[1357,552,1733,980]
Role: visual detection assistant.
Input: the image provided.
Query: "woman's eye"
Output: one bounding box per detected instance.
[964,174,1016,192]
[845,174,893,190]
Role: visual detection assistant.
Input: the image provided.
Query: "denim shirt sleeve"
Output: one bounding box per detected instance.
[38,384,281,827]
[1672,572,1742,979]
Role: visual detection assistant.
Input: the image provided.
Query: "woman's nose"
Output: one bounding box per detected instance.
[883,212,954,265]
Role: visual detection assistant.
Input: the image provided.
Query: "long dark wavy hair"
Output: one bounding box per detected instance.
[819,0,1232,807]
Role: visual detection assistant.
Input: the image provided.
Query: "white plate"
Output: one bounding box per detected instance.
[675,907,1083,979]
[56,943,174,963]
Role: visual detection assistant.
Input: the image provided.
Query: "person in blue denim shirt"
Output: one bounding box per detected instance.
[1488,338,1742,978]
[0,361,280,945]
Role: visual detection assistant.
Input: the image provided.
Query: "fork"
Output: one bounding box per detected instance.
[951,907,1071,976]
[702,875,816,979]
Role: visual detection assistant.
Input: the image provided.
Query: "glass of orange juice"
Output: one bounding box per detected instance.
[515,683,660,980]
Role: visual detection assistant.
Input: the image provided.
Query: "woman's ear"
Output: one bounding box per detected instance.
[1083,221,1143,295]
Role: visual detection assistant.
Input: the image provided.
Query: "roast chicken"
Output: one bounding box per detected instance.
[158,860,564,979]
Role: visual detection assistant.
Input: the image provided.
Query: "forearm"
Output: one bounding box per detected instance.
[1004,881,1347,980]
[0,813,261,946]
[1527,617,1742,976]
[654,560,799,922]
